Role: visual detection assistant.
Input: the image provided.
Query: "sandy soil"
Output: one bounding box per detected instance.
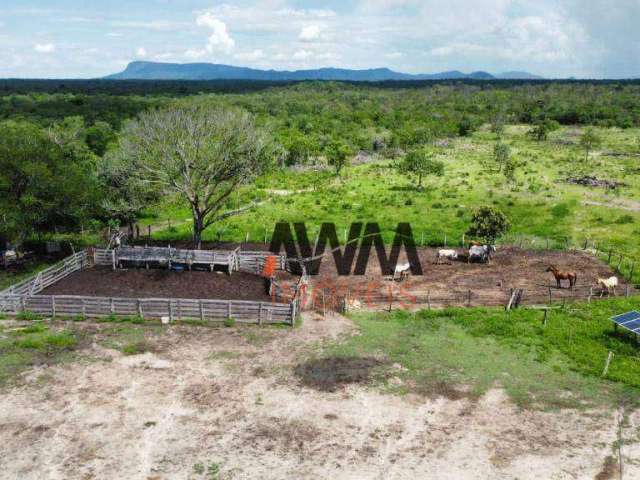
[0,313,637,480]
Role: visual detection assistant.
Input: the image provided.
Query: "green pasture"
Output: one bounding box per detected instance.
[145,125,640,279]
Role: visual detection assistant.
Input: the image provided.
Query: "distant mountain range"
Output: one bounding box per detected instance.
[105,61,543,81]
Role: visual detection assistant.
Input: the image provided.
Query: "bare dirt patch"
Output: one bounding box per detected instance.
[308,246,632,308]
[0,314,638,479]
[294,356,388,392]
[38,266,293,302]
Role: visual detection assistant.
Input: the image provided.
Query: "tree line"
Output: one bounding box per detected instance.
[1,81,638,248]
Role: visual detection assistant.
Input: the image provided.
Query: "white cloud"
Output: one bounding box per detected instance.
[184,48,207,59]
[276,8,336,18]
[385,51,404,59]
[34,43,55,53]
[428,12,587,64]
[234,49,265,62]
[135,47,147,58]
[292,49,312,60]
[196,11,235,54]
[299,24,322,42]
[111,20,185,31]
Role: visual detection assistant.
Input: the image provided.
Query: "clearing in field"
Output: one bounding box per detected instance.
[1,305,639,479]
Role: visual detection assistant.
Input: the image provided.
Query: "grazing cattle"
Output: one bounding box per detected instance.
[468,245,495,263]
[436,249,458,264]
[597,276,618,296]
[392,262,411,281]
[545,265,577,289]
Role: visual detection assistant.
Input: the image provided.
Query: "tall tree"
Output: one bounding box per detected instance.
[466,206,510,245]
[399,149,445,189]
[118,104,273,248]
[325,139,351,177]
[0,120,100,243]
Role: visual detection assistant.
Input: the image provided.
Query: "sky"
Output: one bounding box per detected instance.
[0,0,638,79]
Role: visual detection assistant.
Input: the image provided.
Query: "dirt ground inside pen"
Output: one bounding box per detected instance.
[1,313,638,480]
[38,266,294,303]
[308,246,633,308]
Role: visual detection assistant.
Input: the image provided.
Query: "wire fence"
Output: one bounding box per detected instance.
[500,233,639,286]
[308,282,634,314]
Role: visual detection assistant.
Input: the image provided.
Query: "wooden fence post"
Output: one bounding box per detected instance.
[548,287,552,305]
[467,289,472,307]
[258,302,263,326]
[112,250,116,271]
[602,351,614,377]
[137,299,143,318]
[427,290,431,310]
[543,309,548,326]
[51,296,56,317]
[199,300,204,321]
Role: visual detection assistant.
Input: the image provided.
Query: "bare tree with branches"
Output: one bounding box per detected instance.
[119,104,273,248]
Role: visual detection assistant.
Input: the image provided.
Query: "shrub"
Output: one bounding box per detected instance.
[551,203,571,218]
[466,206,510,244]
[16,311,42,321]
[616,214,634,224]
[224,317,236,327]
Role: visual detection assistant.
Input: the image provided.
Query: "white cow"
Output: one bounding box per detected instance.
[392,262,411,281]
[436,249,458,264]
[468,245,495,263]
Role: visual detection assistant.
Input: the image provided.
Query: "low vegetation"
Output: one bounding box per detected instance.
[322,297,640,408]
[0,322,78,386]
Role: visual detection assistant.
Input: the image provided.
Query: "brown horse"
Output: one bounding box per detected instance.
[545,265,577,289]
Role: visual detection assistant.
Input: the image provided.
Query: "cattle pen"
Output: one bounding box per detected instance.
[0,247,304,325]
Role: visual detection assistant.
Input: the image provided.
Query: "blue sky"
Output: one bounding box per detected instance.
[0,0,638,78]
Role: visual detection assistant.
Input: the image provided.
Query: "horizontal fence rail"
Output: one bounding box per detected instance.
[0,294,295,325]
[94,246,288,275]
[0,251,88,297]
[95,246,240,272]
[0,247,301,326]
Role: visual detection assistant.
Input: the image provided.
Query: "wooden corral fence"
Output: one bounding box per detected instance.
[0,247,302,325]
[0,294,295,325]
[0,250,88,296]
[93,246,290,276]
[94,246,241,273]
[239,251,287,274]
